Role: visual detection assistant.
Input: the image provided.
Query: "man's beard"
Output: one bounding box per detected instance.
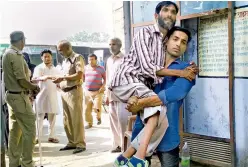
[158,16,175,30]
[167,49,181,59]
[110,49,119,55]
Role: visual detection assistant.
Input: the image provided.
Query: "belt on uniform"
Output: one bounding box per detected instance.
[8,90,29,95]
[62,85,79,92]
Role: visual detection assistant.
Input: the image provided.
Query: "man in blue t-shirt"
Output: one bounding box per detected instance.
[98,57,105,69]
[127,26,197,167]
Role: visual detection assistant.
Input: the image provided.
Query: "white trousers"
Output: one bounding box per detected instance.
[109,101,131,151]
[37,113,56,139]
[112,83,168,156]
[131,106,168,157]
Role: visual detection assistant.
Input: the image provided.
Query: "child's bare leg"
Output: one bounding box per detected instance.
[135,112,159,159]
[122,146,136,158]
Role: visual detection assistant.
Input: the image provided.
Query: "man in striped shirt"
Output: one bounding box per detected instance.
[130,26,195,167]
[112,1,197,167]
[84,53,106,129]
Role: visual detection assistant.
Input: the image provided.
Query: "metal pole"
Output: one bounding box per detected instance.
[34,99,43,167]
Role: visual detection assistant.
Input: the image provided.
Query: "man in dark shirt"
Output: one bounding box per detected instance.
[23,52,36,77]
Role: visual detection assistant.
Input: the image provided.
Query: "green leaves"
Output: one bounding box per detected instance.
[67,31,110,43]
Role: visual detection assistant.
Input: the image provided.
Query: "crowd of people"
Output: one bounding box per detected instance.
[1,1,200,167]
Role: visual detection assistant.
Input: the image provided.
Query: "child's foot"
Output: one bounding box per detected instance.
[124,156,149,167]
[114,154,129,167]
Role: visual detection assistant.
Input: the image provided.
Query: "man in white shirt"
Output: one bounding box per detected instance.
[32,49,61,143]
[106,38,131,153]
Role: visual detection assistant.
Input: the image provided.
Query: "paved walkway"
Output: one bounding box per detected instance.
[5,112,210,167]
[5,112,160,167]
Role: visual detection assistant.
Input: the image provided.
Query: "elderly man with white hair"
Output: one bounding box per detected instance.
[106,37,131,153]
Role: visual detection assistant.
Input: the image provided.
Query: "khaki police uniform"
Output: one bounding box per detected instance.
[60,52,86,148]
[2,45,36,167]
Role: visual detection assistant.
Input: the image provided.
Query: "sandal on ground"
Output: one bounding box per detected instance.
[48,138,59,143]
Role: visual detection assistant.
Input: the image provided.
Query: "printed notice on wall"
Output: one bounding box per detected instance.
[198,7,248,77]
[234,8,248,77]
[198,14,228,77]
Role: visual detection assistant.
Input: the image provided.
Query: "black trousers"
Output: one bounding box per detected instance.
[2,104,9,149]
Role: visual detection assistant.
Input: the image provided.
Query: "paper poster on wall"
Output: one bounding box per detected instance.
[198,7,248,77]
[198,14,228,77]
[234,8,248,77]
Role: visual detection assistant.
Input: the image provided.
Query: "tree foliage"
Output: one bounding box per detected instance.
[67,31,110,43]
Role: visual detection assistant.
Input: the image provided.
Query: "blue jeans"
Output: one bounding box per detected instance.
[131,116,179,167]
[157,146,179,167]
